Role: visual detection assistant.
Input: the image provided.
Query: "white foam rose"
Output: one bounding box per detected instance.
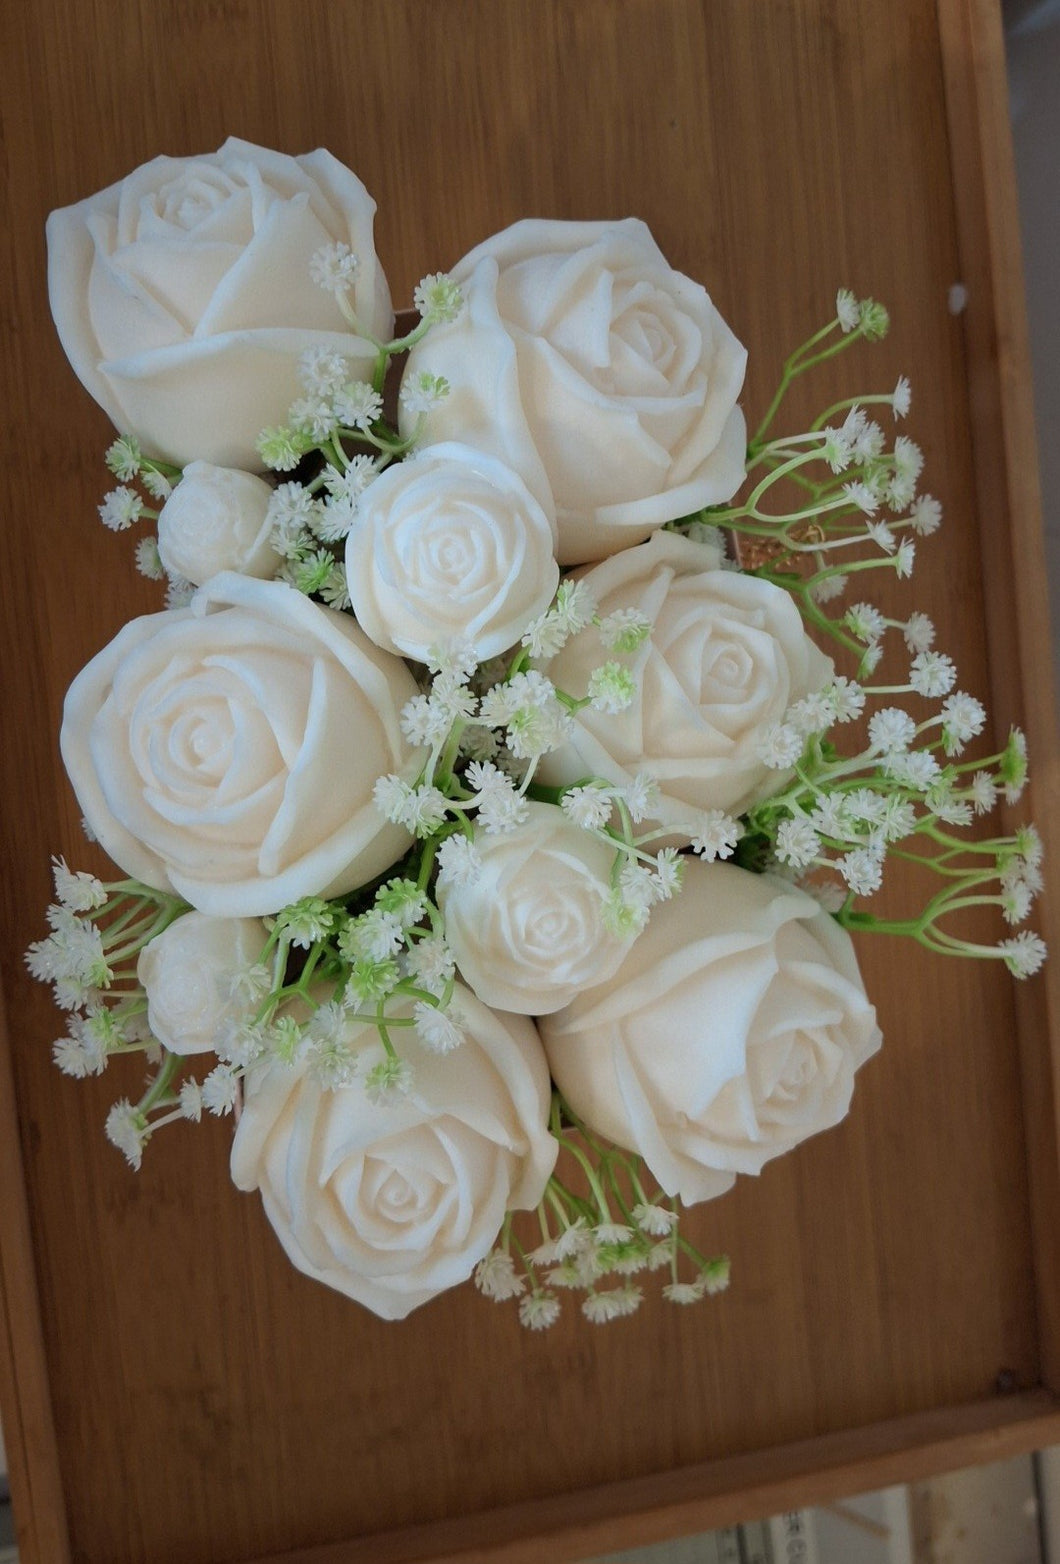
[47,138,392,469]
[137,911,268,1055]
[536,531,834,830]
[230,986,557,1320]
[436,803,635,1015]
[541,861,882,1202]
[400,218,747,565]
[345,443,559,661]
[157,462,281,584]
[60,573,422,917]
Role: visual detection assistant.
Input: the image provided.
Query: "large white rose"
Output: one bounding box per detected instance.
[536,531,834,829]
[541,861,882,1202]
[345,443,559,662]
[137,911,268,1055]
[60,573,423,917]
[400,218,747,565]
[436,804,635,1015]
[157,462,281,585]
[230,986,557,1319]
[47,138,392,469]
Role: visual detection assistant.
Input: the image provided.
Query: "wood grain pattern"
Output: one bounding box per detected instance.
[0,1,1056,1561]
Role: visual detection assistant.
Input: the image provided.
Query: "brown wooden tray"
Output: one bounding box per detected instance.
[2,2,1059,1561]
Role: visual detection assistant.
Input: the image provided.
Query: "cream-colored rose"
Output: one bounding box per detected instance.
[230,986,557,1319]
[541,861,882,1202]
[137,911,268,1055]
[436,804,635,1015]
[400,218,747,565]
[536,531,834,829]
[345,443,559,661]
[157,462,281,584]
[47,138,392,469]
[60,573,422,917]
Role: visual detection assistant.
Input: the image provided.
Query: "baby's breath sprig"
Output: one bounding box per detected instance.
[476,1092,730,1327]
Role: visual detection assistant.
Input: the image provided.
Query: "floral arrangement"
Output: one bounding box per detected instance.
[28,138,1046,1328]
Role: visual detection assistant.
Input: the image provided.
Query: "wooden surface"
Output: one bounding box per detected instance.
[1,2,1058,1562]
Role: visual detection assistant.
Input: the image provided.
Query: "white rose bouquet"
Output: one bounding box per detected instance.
[29,140,1046,1330]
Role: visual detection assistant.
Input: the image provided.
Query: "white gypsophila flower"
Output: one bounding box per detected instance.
[910,650,957,698]
[141,467,172,502]
[903,612,935,653]
[859,644,883,678]
[435,833,483,888]
[836,288,860,332]
[844,603,886,644]
[298,346,350,396]
[810,793,849,839]
[970,772,998,814]
[691,810,743,862]
[404,936,455,997]
[880,798,917,842]
[51,857,106,912]
[334,380,383,431]
[309,240,359,293]
[412,1001,465,1054]
[775,817,821,870]
[413,272,464,325]
[821,677,865,724]
[53,1021,106,1078]
[105,435,142,480]
[865,520,895,554]
[700,1258,731,1296]
[893,435,924,486]
[518,1292,561,1331]
[622,772,660,824]
[1017,823,1044,868]
[521,606,571,660]
[98,486,144,532]
[587,663,636,715]
[786,689,835,737]
[632,1202,677,1237]
[582,1290,625,1323]
[560,784,614,831]
[884,749,942,790]
[663,1281,703,1304]
[844,789,887,825]
[941,692,987,754]
[179,1079,204,1121]
[474,1250,526,1301]
[475,783,531,835]
[843,481,878,517]
[403,785,450,838]
[820,426,852,473]
[399,370,450,417]
[288,394,339,443]
[135,536,166,580]
[652,848,684,901]
[1001,881,1033,926]
[852,420,885,462]
[892,376,912,418]
[344,909,405,963]
[869,707,917,755]
[809,572,848,605]
[908,494,942,536]
[999,931,1047,978]
[839,847,885,897]
[257,426,307,473]
[597,608,651,653]
[363,1054,416,1105]
[318,562,351,611]
[400,693,452,750]
[202,1064,241,1115]
[164,573,195,609]
[757,722,803,770]
[105,1099,146,1169]
[895,540,916,579]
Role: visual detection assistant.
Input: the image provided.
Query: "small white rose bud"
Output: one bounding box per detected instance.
[157,461,281,585]
[137,912,269,1055]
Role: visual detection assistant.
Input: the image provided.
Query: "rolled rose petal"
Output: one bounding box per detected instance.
[137,911,269,1055]
[400,218,747,564]
[47,139,392,469]
[230,985,557,1319]
[436,803,635,1015]
[60,573,423,917]
[536,530,834,829]
[541,860,882,1203]
[345,443,559,662]
[157,461,280,584]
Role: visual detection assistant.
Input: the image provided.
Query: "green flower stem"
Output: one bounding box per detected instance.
[136,1050,181,1116]
[810,392,896,431]
[749,319,847,449]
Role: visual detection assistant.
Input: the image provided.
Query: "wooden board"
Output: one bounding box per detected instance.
[1,1,1058,1561]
